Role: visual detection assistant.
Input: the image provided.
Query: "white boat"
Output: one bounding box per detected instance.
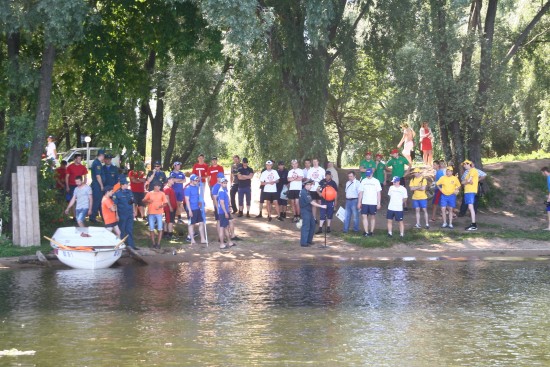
[49,227,125,270]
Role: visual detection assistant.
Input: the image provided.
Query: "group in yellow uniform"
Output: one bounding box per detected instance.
[436,166,461,229]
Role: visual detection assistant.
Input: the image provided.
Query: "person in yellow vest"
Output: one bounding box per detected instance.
[409,168,429,229]
[436,166,461,229]
[461,160,479,231]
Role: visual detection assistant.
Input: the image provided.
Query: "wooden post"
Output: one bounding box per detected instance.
[12,166,41,246]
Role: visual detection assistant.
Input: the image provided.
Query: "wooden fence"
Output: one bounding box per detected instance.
[12,166,40,247]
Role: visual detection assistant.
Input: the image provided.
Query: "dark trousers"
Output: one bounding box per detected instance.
[230,184,238,212]
[300,209,315,245]
[90,183,103,220]
[118,213,135,248]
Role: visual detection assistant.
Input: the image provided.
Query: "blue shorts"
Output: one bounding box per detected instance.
[440,194,456,208]
[75,208,88,223]
[190,209,204,224]
[464,193,476,205]
[361,204,377,215]
[148,214,163,231]
[320,201,335,220]
[432,190,441,205]
[174,189,184,202]
[386,210,404,221]
[413,199,427,209]
[219,215,229,228]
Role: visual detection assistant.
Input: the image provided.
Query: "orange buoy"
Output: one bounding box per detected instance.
[321,186,337,201]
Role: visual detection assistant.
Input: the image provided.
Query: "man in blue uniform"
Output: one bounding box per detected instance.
[89,149,105,223]
[113,177,138,250]
[102,154,119,188]
[299,179,326,247]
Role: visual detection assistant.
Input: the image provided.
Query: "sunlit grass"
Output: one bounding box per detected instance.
[483,150,550,165]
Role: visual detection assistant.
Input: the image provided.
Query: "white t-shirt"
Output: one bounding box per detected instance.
[307,166,325,191]
[287,168,304,190]
[388,185,408,212]
[359,177,382,205]
[46,142,56,159]
[259,169,280,193]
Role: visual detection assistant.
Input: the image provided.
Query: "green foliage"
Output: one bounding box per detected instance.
[0,190,11,225]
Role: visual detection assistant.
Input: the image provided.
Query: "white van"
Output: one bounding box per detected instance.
[60,148,121,168]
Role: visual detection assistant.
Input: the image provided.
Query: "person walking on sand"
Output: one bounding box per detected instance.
[185,174,207,245]
[64,176,92,228]
[358,168,382,237]
[299,179,327,247]
[419,122,434,166]
[143,182,167,249]
[436,166,461,229]
[397,123,416,165]
[387,176,408,238]
[409,167,430,229]
[541,167,550,230]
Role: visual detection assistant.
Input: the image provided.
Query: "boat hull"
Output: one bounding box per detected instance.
[53,247,123,270]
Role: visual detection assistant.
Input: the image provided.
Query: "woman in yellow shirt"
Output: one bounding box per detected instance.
[409,168,429,229]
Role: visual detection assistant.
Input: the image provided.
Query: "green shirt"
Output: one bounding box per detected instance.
[386,156,409,178]
[374,161,386,184]
[359,159,376,179]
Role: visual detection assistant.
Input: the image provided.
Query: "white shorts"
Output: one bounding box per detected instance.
[403,141,414,155]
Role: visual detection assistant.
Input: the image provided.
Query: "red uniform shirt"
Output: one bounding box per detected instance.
[128,170,146,193]
[55,167,67,189]
[207,165,224,187]
[192,163,209,183]
[66,163,88,186]
[163,186,177,209]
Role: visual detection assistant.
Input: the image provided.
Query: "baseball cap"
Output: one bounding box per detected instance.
[375,153,383,158]
[304,179,314,185]
[211,156,217,160]
[462,160,473,165]
[97,149,105,155]
[266,160,273,165]
[154,161,161,166]
[173,161,182,167]
[447,166,454,171]
[120,178,129,185]
[47,135,55,139]
[392,176,401,183]
[412,167,421,173]
[190,174,199,181]
[325,170,332,175]
[217,172,225,178]
[391,149,399,155]
[278,160,285,165]
[105,154,113,159]
[365,168,373,176]
[242,158,248,163]
[220,178,228,183]
[365,151,372,156]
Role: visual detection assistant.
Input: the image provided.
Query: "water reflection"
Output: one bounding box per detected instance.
[1,260,550,366]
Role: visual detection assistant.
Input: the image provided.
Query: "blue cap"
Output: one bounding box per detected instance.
[365,168,373,176]
[216,172,225,178]
[120,177,129,185]
[98,149,106,155]
[190,174,199,181]
[392,176,401,183]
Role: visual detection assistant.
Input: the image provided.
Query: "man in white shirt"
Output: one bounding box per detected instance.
[259,160,282,222]
[358,169,382,236]
[343,171,361,233]
[46,135,57,164]
[387,176,408,238]
[287,159,304,222]
[307,158,325,220]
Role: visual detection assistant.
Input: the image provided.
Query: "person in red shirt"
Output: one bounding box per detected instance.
[65,154,88,216]
[55,160,68,196]
[163,177,177,239]
[192,154,209,183]
[128,165,146,220]
[207,156,224,188]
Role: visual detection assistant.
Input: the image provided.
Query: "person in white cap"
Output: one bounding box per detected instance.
[387,176,408,238]
[259,160,282,221]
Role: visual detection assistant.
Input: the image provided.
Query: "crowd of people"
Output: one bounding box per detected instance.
[49,122,550,250]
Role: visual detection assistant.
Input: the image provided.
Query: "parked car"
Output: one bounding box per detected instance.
[60,147,120,167]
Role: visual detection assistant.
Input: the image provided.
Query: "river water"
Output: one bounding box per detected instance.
[1,259,550,366]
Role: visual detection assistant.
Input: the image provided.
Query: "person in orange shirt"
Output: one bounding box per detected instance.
[101,186,121,237]
[143,182,168,248]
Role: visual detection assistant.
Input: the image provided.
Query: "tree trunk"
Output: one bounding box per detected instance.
[136,102,148,158]
[149,87,164,165]
[467,0,498,168]
[75,122,82,148]
[162,119,179,171]
[1,32,22,193]
[176,58,231,166]
[28,43,56,167]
